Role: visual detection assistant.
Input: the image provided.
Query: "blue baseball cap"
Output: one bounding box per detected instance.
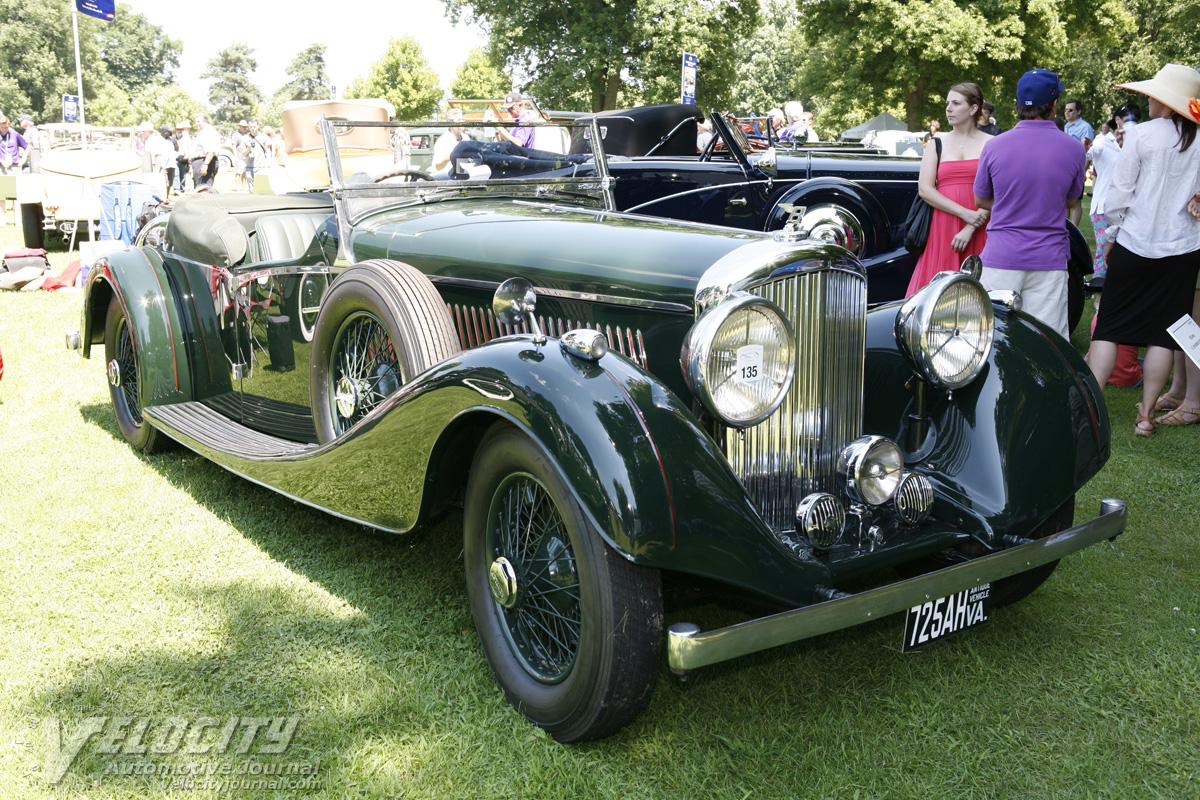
[1017,69,1064,107]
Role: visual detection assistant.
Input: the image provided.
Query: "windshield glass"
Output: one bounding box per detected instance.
[320,117,608,227]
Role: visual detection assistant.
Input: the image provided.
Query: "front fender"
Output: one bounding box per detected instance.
[761,176,890,253]
[361,337,832,604]
[81,247,194,407]
[863,302,1109,539]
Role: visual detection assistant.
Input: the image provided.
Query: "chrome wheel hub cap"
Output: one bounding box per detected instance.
[489,557,520,609]
[335,376,357,419]
[106,359,121,387]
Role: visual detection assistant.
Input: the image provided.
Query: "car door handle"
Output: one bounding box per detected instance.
[729,197,747,206]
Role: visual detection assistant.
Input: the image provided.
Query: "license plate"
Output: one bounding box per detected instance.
[902,583,992,652]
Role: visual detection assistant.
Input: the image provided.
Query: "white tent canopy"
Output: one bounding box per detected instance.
[839,112,908,141]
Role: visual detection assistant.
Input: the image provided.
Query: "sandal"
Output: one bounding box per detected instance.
[1134,404,1156,437]
[1156,406,1200,426]
[1153,394,1182,413]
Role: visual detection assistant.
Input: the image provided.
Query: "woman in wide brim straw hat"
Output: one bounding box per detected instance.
[1087,63,1200,436]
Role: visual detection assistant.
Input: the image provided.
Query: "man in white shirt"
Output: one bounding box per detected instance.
[432,109,466,173]
[192,113,221,189]
[146,125,176,196]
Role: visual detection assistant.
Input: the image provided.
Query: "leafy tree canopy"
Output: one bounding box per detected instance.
[450,47,511,100]
[201,43,263,127]
[729,0,805,116]
[0,0,107,120]
[1058,0,1200,128]
[275,43,332,103]
[133,83,205,131]
[444,0,758,112]
[344,36,443,120]
[97,3,182,98]
[87,82,135,126]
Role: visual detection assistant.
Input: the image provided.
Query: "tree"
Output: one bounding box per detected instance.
[275,44,332,102]
[255,95,286,131]
[0,0,107,120]
[132,83,204,131]
[201,43,263,126]
[343,37,442,120]
[1059,0,1200,127]
[444,0,758,112]
[729,0,806,114]
[96,3,182,98]
[450,47,511,100]
[783,0,1143,137]
[88,82,135,126]
[629,0,760,109]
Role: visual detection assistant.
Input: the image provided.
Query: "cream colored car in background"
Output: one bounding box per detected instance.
[16,124,164,249]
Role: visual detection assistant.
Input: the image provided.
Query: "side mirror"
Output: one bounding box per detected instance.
[759,146,778,176]
[493,277,545,342]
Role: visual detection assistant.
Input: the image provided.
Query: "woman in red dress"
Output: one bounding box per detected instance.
[906,82,993,297]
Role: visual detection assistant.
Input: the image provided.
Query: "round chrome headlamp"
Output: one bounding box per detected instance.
[682,293,794,427]
[895,271,994,390]
[838,436,904,506]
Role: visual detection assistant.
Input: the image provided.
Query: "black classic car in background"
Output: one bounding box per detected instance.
[76,114,1126,742]
[453,103,1094,323]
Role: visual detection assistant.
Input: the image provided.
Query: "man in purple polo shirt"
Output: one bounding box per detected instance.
[0,114,29,225]
[496,91,538,149]
[974,68,1086,339]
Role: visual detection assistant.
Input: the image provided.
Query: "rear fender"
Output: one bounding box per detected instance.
[862,302,1109,540]
[81,247,195,407]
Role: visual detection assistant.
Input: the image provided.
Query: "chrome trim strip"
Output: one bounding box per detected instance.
[667,500,1128,674]
[426,274,692,314]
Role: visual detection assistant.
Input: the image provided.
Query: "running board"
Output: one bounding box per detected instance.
[144,401,318,458]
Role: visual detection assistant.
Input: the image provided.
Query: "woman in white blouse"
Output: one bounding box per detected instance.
[1087,64,1200,436]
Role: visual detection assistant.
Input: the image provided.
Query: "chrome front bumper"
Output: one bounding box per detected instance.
[667,499,1127,675]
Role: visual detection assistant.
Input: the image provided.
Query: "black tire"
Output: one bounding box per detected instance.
[990,496,1075,608]
[21,204,44,250]
[464,423,664,742]
[309,259,460,442]
[103,296,168,453]
[286,273,327,343]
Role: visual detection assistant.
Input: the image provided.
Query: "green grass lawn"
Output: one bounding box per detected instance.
[2,212,1198,799]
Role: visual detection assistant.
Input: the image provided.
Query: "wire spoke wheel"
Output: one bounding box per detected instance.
[488,472,581,683]
[464,424,663,742]
[115,316,143,425]
[103,296,167,453]
[308,259,462,444]
[329,312,402,434]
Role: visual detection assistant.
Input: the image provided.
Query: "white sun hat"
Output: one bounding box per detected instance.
[1117,63,1200,123]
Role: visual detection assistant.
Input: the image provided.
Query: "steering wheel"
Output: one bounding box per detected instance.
[370,166,434,183]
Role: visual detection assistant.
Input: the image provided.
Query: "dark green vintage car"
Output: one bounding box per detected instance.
[76,117,1126,743]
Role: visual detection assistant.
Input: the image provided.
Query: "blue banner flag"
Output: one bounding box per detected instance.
[76,0,115,21]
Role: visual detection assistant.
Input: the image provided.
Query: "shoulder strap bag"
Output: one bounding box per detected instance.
[903,137,941,255]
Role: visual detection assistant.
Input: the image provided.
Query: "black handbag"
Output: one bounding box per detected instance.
[903,137,941,255]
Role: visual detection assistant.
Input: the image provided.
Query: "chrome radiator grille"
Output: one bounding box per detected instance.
[721,268,866,531]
